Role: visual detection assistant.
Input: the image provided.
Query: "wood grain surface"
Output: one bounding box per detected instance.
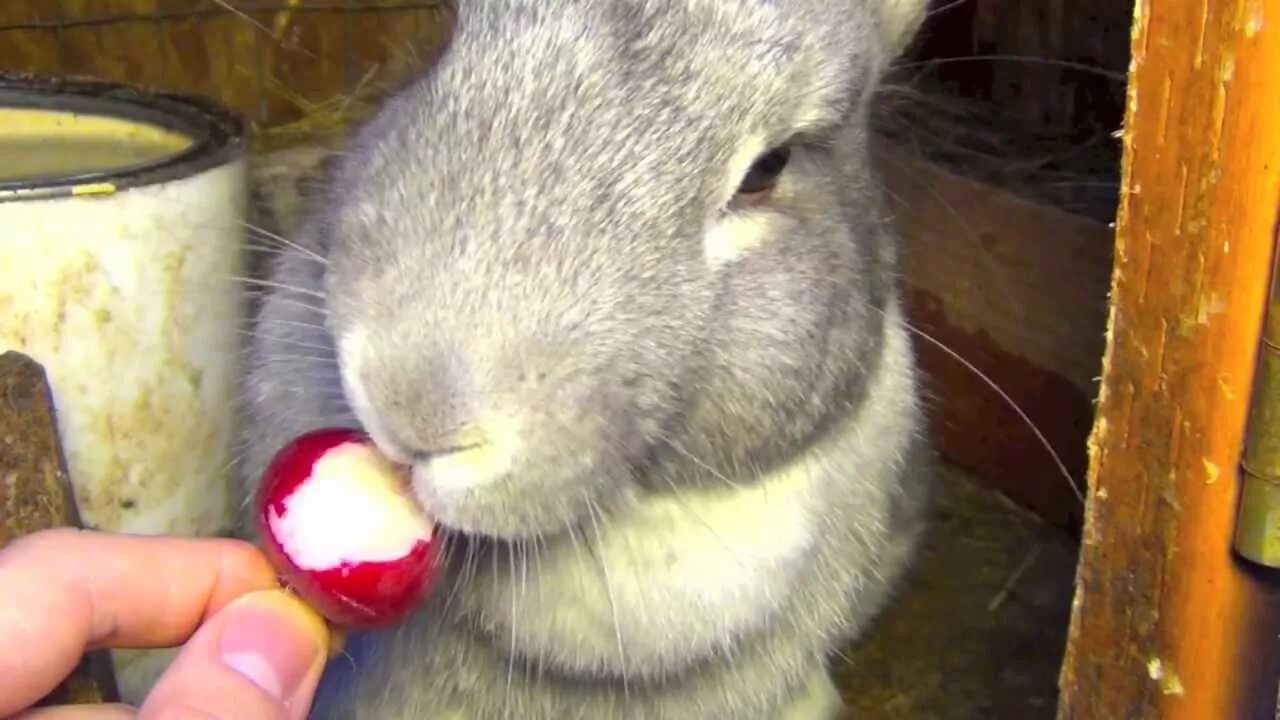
[878,140,1113,533]
[1056,1,1280,718]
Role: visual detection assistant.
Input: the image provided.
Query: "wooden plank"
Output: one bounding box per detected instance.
[0,351,120,706]
[0,1,452,133]
[1056,1,1280,718]
[876,140,1113,532]
[904,0,1131,145]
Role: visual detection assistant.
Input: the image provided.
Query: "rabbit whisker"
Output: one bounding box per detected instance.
[505,541,519,719]
[582,494,630,704]
[237,219,329,265]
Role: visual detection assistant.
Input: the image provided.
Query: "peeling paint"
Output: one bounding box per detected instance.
[1246,0,1264,37]
[1197,293,1228,324]
[1147,657,1186,696]
[1203,459,1220,484]
[1219,374,1237,400]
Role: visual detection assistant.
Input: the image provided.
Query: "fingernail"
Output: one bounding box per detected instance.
[217,590,328,702]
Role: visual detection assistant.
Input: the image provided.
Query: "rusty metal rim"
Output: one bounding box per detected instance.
[0,72,244,202]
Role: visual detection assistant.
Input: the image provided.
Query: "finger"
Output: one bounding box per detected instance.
[8,703,135,719]
[138,589,329,720]
[0,528,278,716]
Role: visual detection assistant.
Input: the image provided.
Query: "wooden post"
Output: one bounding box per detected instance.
[1057,1,1280,719]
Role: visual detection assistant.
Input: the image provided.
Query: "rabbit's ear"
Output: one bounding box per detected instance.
[879,0,927,57]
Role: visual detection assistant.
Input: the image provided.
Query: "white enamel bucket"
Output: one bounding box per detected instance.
[0,73,249,700]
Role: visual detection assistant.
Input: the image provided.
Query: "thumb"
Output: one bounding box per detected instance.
[137,589,330,720]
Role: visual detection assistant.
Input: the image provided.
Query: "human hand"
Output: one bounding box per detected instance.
[0,528,335,719]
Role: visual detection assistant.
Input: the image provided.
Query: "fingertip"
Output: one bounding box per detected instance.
[139,589,329,720]
[217,590,330,705]
[222,589,331,649]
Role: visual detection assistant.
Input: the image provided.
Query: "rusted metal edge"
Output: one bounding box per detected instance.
[1234,218,1280,568]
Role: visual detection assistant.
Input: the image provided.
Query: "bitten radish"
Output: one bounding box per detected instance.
[254,428,440,629]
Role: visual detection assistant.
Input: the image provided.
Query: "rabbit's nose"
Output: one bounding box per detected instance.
[357,343,482,457]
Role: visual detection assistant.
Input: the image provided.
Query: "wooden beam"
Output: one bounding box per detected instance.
[1057,1,1280,718]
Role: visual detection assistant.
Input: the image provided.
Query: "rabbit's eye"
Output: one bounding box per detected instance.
[733,145,791,207]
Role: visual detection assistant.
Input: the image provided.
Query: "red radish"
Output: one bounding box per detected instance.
[254,427,441,629]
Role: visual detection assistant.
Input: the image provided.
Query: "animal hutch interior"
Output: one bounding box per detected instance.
[0,1,1277,718]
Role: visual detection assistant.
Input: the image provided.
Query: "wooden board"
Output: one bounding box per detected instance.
[903,0,1132,145]
[0,1,452,136]
[876,140,1114,532]
[1056,1,1280,718]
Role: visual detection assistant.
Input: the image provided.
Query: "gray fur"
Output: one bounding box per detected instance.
[239,0,933,717]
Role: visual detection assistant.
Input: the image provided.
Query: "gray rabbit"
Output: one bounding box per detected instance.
[239,0,934,717]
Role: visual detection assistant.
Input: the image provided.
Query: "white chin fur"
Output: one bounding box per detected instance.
[268,442,432,570]
[422,444,513,493]
[880,0,928,56]
[413,413,522,496]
